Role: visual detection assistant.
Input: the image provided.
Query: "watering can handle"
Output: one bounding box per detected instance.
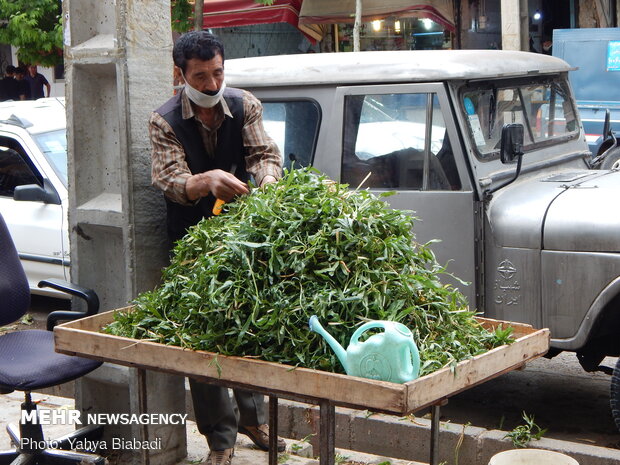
[350,321,388,344]
[406,336,421,380]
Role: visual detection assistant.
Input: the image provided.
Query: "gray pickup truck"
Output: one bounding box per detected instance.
[227,49,620,430]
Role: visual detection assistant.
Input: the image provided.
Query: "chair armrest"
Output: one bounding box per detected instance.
[38,279,100,330]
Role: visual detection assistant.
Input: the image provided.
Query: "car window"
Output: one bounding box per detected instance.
[33,129,68,187]
[462,79,579,158]
[262,100,320,171]
[0,146,42,197]
[342,92,461,190]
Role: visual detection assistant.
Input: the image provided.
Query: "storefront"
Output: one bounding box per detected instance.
[335,17,451,52]
[299,0,455,51]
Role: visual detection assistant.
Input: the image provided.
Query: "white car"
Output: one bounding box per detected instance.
[0,98,69,298]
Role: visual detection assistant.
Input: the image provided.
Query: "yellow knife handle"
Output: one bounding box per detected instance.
[212,198,226,215]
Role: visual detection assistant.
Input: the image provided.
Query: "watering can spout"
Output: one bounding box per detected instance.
[309,315,349,373]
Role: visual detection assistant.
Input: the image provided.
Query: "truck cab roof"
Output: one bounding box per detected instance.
[226,50,573,88]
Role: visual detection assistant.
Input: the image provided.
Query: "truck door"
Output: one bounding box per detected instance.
[331,84,477,306]
[0,132,68,292]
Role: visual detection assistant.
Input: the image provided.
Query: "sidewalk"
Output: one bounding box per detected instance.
[3,389,620,465]
[0,391,421,465]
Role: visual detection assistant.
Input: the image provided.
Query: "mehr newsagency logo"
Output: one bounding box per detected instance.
[21,408,188,451]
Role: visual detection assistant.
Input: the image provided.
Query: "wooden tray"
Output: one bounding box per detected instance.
[54,308,549,415]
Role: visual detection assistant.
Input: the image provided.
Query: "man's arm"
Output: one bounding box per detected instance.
[260,175,278,186]
[149,112,194,205]
[149,112,249,204]
[39,74,51,98]
[241,91,283,186]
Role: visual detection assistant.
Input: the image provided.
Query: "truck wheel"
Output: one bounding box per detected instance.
[612,357,620,432]
[599,147,620,170]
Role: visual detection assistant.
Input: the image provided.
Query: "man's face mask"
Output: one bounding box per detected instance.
[181,70,226,108]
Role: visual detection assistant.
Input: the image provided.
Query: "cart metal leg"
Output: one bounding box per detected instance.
[137,368,150,465]
[430,403,441,465]
[319,400,336,465]
[268,396,278,465]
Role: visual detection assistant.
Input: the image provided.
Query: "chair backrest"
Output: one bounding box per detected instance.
[0,212,30,326]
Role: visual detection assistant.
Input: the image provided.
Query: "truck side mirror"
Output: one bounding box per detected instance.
[500,124,524,164]
[14,179,61,205]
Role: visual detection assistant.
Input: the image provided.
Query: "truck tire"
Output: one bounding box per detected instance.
[612,357,620,432]
[599,147,620,170]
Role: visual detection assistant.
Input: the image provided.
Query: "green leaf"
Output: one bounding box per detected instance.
[503,411,547,448]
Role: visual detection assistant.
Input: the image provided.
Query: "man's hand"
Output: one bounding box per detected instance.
[260,175,278,186]
[186,169,249,202]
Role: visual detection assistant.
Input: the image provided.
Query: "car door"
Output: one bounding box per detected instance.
[0,131,68,293]
[322,83,478,306]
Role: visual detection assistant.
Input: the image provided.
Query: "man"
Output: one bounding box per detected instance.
[25,65,50,100]
[0,65,19,101]
[148,31,283,465]
[14,67,30,101]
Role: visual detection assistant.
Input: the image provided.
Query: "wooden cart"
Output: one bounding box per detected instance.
[54,308,550,465]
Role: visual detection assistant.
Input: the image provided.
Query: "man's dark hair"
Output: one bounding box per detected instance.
[173,31,225,72]
[14,66,25,76]
[5,65,16,75]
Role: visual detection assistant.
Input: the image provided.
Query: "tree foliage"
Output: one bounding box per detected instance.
[0,0,201,68]
[171,0,275,33]
[171,0,193,33]
[0,0,63,67]
[172,0,211,33]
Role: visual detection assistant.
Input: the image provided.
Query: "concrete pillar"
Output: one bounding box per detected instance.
[63,1,186,463]
[501,0,529,51]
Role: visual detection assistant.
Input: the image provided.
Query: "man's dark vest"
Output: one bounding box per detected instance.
[154,88,248,243]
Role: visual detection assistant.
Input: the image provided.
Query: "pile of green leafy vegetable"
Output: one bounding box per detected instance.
[104,167,513,376]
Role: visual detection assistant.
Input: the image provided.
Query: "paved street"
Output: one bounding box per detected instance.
[435,352,619,449]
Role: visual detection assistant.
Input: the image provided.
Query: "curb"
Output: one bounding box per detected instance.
[276,399,620,465]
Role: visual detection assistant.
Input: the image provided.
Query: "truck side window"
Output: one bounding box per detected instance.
[0,146,41,197]
[262,100,320,171]
[342,93,460,190]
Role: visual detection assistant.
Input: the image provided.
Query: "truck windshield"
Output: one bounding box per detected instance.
[461,79,579,158]
[33,129,68,187]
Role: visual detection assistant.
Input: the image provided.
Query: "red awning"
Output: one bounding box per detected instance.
[203,0,323,43]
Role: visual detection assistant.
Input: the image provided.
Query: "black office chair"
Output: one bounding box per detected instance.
[0,213,105,465]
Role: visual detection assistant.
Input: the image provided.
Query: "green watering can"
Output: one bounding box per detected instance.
[308,315,420,384]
